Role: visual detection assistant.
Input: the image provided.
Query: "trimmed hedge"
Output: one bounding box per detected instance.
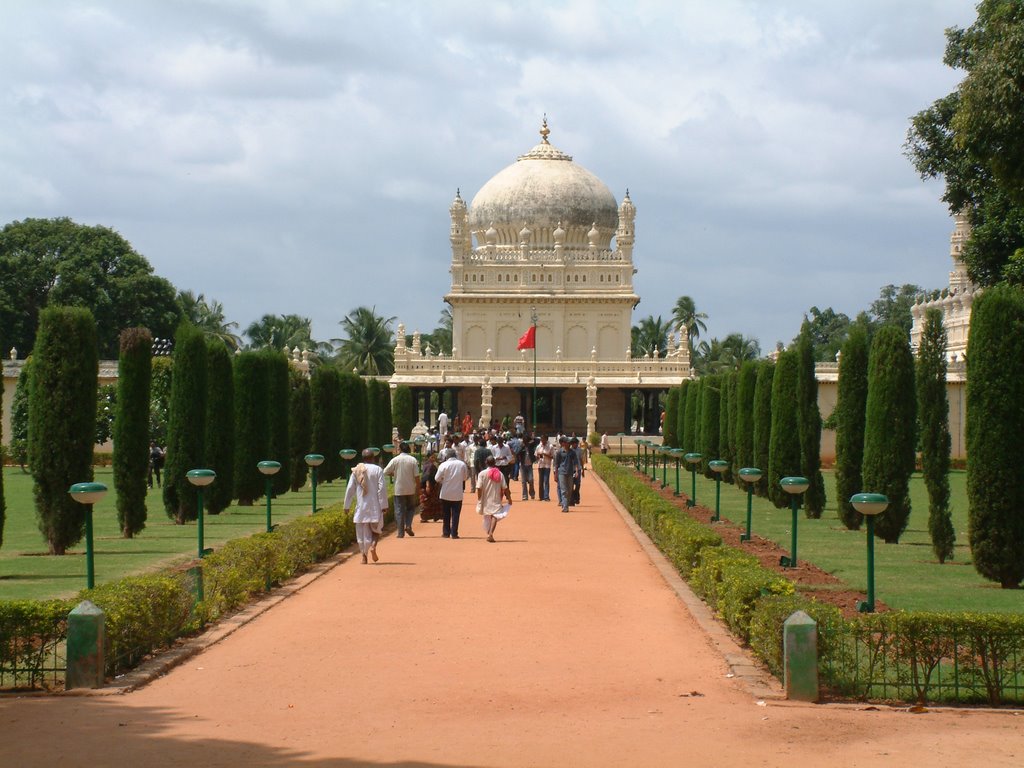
[0,494,394,689]
[593,455,1024,706]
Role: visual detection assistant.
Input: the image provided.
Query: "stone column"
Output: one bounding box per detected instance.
[66,600,105,690]
[585,377,598,437]
[480,377,493,429]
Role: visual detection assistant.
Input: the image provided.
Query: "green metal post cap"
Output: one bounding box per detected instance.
[304,453,325,467]
[709,460,729,473]
[366,447,381,457]
[616,432,626,436]
[413,436,426,444]
[382,443,396,454]
[257,460,282,475]
[684,452,702,464]
[781,476,810,494]
[186,469,217,487]
[339,449,358,460]
[670,448,685,457]
[739,467,762,483]
[850,492,889,516]
[68,482,108,504]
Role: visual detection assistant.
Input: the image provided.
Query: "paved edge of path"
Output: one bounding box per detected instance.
[61,474,784,701]
[588,471,784,702]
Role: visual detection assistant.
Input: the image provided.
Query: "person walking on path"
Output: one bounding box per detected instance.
[435,448,470,538]
[535,435,552,501]
[438,410,449,437]
[383,441,420,538]
[571,436,585,507]
[343,449,388,564]
[148,441,165,488]
[518,433,536,500]
[461,411,474,437]
[492,434,514,484]
[600,432,609,455]
[418,450,442,522]
[553,436,581,513]
[477,455,512,542]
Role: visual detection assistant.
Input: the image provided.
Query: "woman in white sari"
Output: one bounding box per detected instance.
[477,455,512,543]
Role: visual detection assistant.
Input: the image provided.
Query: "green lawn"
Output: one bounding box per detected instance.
[661,464,1023,614]
[0,467,351,601]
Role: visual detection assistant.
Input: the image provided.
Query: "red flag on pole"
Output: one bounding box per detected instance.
[517,325,536,350]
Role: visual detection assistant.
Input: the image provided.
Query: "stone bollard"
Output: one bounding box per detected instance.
[783,610,818,702]
[66,600,105,690]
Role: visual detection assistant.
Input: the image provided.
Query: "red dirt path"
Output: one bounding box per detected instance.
[1,475,1021,767]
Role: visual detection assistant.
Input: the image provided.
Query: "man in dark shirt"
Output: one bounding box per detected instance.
[553,436,581,513]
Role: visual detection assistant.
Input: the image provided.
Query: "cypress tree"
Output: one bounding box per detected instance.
[752,362,774,497]
[967,285,1024,587]
[727,372,738,477]
[676,381,688,451]
[663,387,679,447]
[796,325,826,518]
[834,325,870,530]
[204,340,235,514]
[29,307,98,554]
[10,362,31,471]
[378,380,393,446]
[734,361,758,487]
[693,378,704,455]
[768,351,800,509]
[113,328,152,537]
[862,325,916,544]
[682,380,698,451]
[289,370,312,492]
[233,351,269,505]
[311,366,342,483]
[340,372,368,450]
[163,323,207,524]
[266,350,291,496]
[700,376,720,478]
[149,356,173,446]
[366,378,381,450]
[918,308,954,563]
[717,373,733,482]
[0,349,4,547]
[392,385,414,440]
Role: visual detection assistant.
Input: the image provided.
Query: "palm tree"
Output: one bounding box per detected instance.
[334,306,396,375]
[693,333,761,374]
[244,314,318,352]
[176,289,242,350]
[418,306,453,355]
[671,295,708,348]
[631,315,673,358]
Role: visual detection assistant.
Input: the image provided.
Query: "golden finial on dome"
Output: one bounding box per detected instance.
[540,114,550,144]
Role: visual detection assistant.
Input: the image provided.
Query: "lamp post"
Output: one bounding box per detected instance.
[660,446,669,489]
[684,452,702,507]
[851,493,889,613]
[185,469,216,558]
[340,448,357,480]
[650,443,659,483]
[257,460,282,533]
[709,460,729,522]
[382,444,395,487]
[635,438,642,472]
[413,435,425,458]
[738,468,762,542]
[779,476,809,568]
[304,454,324,514]
[617,432,625,457]
[68,482,108,590]
[671,448,684,496]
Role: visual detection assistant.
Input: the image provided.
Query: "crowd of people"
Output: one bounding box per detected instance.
[343,414,592,563]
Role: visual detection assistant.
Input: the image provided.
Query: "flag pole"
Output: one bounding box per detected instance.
[531,306,538,431]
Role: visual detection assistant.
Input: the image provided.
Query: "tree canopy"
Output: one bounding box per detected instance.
[906,1,1024,286]
[0,217,181,357]
[335,306,396,375]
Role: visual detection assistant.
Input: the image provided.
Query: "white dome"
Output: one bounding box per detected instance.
[468,122,619,248]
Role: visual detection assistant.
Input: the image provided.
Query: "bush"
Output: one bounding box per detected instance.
[149,356,173,445]
[676,381,689,451]
[339,372,367,450]
[796,325,825,518]
[682,380,698,452]
[734,361,757,487]
[663,387,679,447]
[0,599,74,689]
[289,370,312,492]
[113,328,152,537]
[699,376,720,478]
[265,350,292,496]
[752,362,774,496]
[311,366,342,483]
[233,351,269,505]
[9,361,31,470]
[392,385,414,440]
[29,306,99,555]
[748,594,844,679]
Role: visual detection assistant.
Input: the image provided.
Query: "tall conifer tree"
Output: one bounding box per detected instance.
[862,325,916,543]
[113,328,152,536]
[967,285,1024,587]
[700,377,720,478]
[311,366,342,483]
[289,370,312,492]
[163,323,207,524]
[918,308,954,563]
[768,351,800,509]
[233,351,269,505]
[752,362,775,497]
[204,339,235,514]
[797,325,826,518]
[734,361,758,487]
[663,387,679,447]
[834,325,870,529]
[266,350,291,496]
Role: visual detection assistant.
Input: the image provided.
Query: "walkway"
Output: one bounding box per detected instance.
[2,473,1022,766]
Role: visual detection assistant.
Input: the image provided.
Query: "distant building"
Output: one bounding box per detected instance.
[389,120,691,436]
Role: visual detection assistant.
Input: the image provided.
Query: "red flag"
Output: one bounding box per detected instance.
[517,325,536,350]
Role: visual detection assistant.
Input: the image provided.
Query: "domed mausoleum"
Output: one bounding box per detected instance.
[391,120,692,436]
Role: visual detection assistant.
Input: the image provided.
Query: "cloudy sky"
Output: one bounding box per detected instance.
[1,0,978,353]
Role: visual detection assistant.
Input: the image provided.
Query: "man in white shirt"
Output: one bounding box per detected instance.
[434,448,471,538]
[491,435,515,484]
[438,410,449,437]
[383,441,420,538]
[535,435,553,502]
[343,449,389,564]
